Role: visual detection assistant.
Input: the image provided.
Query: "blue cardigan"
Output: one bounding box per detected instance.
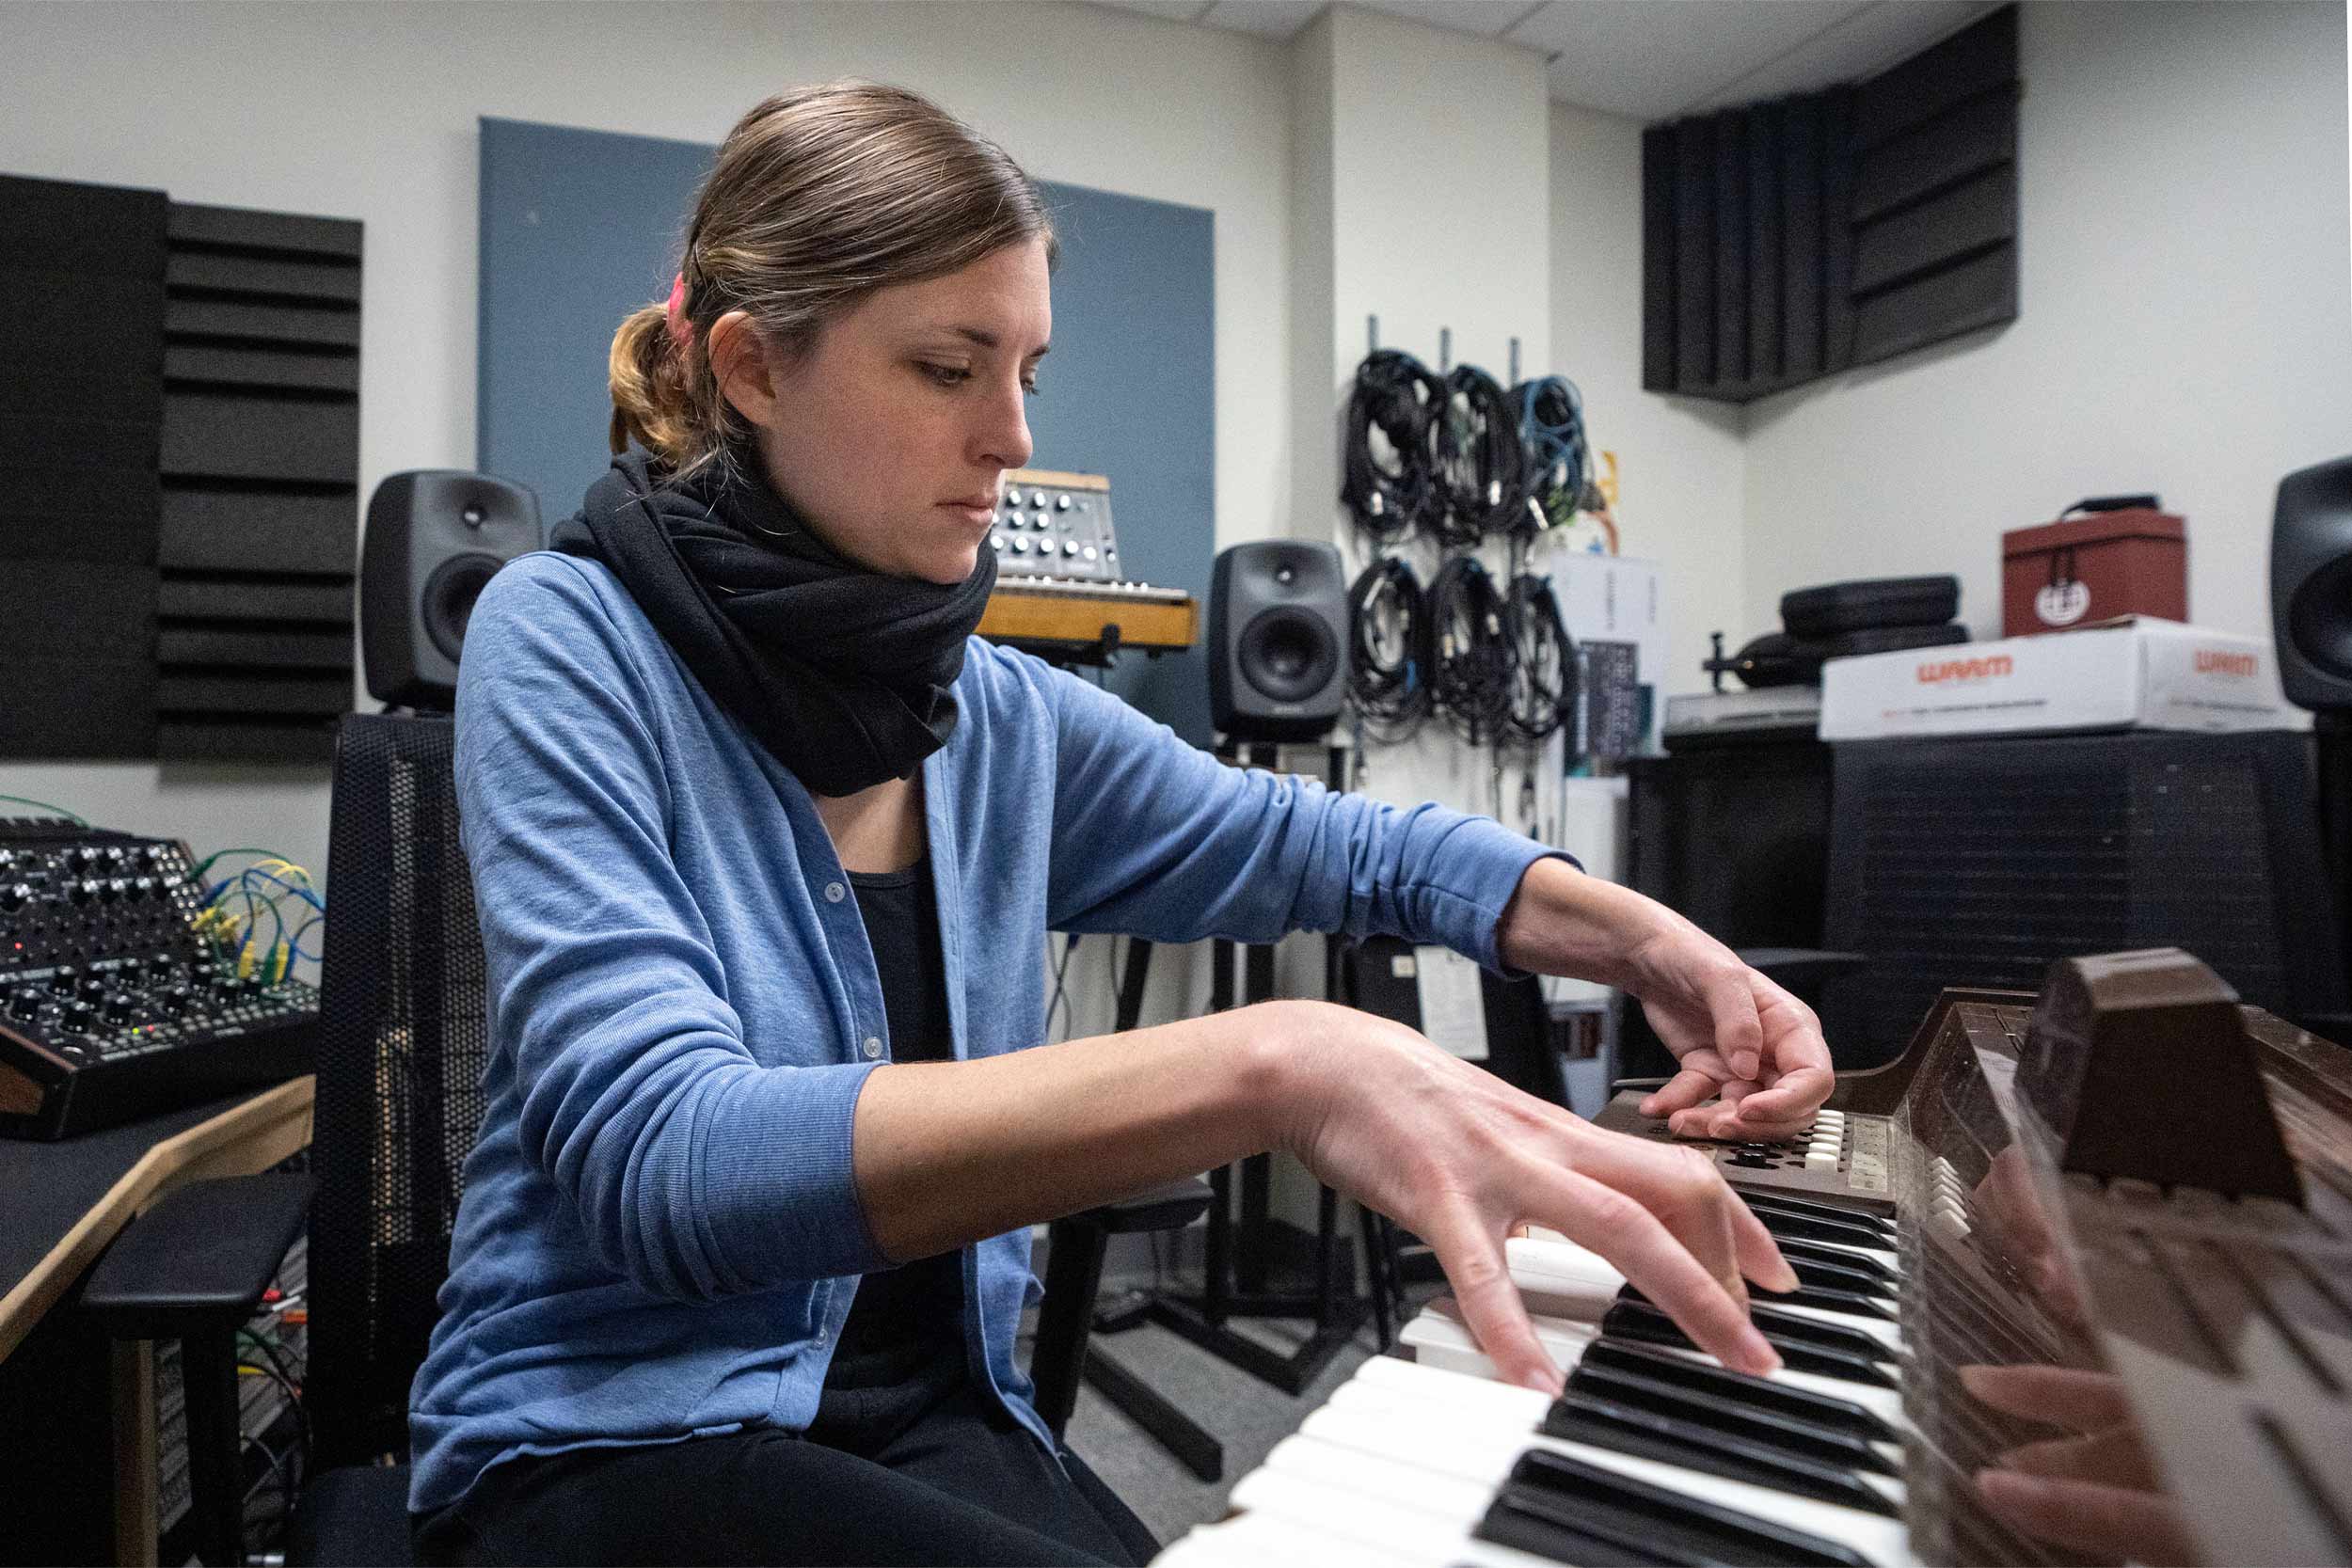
[407,551,1564,1514]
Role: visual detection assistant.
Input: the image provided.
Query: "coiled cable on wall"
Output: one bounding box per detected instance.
[1432,363,1525,546]
[1427,554,1517,745]
[1341,349,1445,543]
[1513,374,1589,532]
[1346,555,1432,740]
[1502,572,1577,747]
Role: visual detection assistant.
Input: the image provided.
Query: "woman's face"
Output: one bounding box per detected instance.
[715,239,1051,584]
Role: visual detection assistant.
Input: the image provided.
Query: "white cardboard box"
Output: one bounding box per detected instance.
[1819,617,2304,740]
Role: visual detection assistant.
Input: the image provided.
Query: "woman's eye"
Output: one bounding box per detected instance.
[1021,378,1041,398]
[921,363,971,387]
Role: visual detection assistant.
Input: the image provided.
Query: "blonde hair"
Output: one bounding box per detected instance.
[608,81,1057,483]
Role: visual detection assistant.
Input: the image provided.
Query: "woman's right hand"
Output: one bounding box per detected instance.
[1257,1000,1797,1392]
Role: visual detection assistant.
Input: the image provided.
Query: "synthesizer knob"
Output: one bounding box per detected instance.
[79,973,108,998]
[49,969,77,995]
[61,1000,94,1029]
[1055,493,1072,511]
[1081,546,1098,562]
[1009,538,1029,554]
[8,989,39,1020]
[102,879,127,903]
[103,991,137,1024]
[1004,487,1023,507]
[990,534,1005,551]
[1061,540,1080,557]
[161,985,193,1015]
[1029,491,1046,509]
[132,877,156,900]
[1,881,27,911]
[70,879,96,904]
[74,847,101,868]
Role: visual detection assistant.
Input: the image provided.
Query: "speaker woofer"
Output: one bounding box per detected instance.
[422,553,504,664]
[1239,609,1339,703]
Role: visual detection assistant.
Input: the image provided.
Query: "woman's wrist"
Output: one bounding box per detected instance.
[1495,857,1677,990]
[1225,999,1343,1158]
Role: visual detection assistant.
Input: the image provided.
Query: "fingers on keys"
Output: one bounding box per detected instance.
[1534,1163,1782,1378]
[1425,1209,1564,1396]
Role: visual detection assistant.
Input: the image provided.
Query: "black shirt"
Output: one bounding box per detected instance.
[821,858,966,1390]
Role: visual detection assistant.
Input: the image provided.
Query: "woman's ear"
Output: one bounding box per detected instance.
[707,310,776,426]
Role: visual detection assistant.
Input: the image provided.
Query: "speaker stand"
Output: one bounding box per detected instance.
[1132,739,1374,1396]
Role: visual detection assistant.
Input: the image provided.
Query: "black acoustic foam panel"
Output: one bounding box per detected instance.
[1642,6,2017,404]
[0,174,167,758]
[157,198,362,763]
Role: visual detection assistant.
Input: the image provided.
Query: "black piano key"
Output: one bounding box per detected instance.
[1752,1282,1898,1321]
[1614,1287,1899,1359]
[1542,1388,1902,1517]
[1581,1338,1901,1444]
[1778,1241,1891,1297]
[1475,1447,1884,1568]
[1741,1199,1898,1251]
[1567,1362,1899,1475]
[1602,1300,1899,1388]
[1740,1192,1898,1234]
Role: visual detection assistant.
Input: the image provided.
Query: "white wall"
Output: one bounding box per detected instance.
[1300,5,1562,838]
[0,0,1295,887]
[1740,0,2352,648]
[1549,101,1748,697]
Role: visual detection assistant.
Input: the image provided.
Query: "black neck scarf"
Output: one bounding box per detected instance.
[548,450,997,797]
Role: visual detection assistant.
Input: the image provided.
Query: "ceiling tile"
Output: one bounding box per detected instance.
[1683,0,2000,113]
[1516,0,1867,119]
[1352,0,1547,37]
[1199,0,1329,36]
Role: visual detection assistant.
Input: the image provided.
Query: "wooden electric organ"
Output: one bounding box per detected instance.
[1160,949,2352,1567]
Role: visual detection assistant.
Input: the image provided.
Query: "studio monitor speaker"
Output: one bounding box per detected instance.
[362,470,543,709]
[2272,454,2352,711]
[1208,541,1348,742]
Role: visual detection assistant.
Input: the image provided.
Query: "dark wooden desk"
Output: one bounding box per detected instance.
[0,1078,315,1565]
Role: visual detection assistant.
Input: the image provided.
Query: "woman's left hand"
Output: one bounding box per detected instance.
[1625,925,1835,1140]
[1497,859,1836,1141]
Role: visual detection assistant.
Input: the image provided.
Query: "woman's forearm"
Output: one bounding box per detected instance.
[850,1001,1302,1261]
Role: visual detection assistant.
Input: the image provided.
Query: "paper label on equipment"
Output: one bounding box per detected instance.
[1414,945,1488,1061]
[1390,954,1417,979]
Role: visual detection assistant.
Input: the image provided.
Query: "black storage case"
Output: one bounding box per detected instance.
[1820,729,2347,1053]
[1781,574,1960,637]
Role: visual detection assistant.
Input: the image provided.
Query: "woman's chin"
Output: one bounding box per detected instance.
[910,545,983,588]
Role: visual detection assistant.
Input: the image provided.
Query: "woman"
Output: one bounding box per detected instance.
[408,81,1834,1567]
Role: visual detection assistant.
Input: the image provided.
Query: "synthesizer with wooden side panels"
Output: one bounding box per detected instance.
[0,817,316,1140]
[1161,949,2352,1568]
[977,467,1199,663]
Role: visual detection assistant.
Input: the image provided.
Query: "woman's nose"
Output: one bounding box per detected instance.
[973,378,1033,471]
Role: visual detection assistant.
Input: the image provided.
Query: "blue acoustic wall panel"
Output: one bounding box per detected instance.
[478,117,1216,746]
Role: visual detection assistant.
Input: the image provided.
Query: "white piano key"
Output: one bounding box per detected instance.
[1224,1461,1578,1568]
[1304,1384,1917,1566]
[1154,1508,1432,1568]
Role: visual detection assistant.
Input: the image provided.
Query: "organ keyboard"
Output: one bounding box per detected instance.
[1159,949,2352,1567]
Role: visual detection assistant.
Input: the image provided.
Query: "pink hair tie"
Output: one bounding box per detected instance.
[664,272,691,353]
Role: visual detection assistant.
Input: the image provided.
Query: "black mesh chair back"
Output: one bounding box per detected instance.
[303,713,488,1468]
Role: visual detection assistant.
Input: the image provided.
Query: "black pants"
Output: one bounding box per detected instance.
[411,1347,1157,1567]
